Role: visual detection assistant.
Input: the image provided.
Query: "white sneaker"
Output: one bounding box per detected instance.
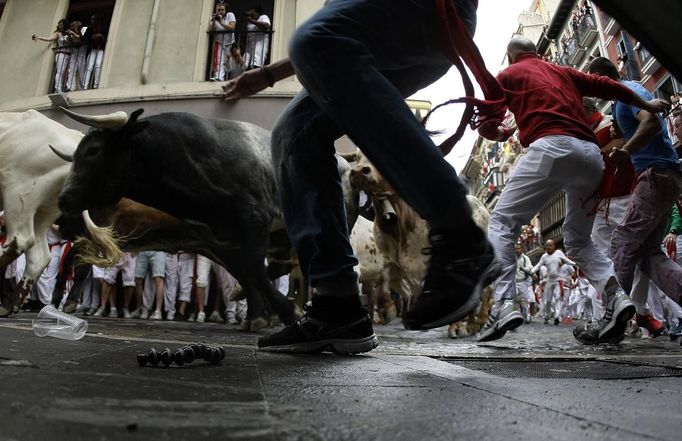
[226,316,239,325]
[187,313,196,322]
[108,308,118,318]
[197,311,206,323]
[166,312,175,321]
[477,300,524,342]
[129,308,141,318]
[140,309,150,320]
[150,310,163,320]
[122,308,131,318]
[92,307,104,317]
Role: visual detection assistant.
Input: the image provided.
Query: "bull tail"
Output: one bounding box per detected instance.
[74,210,125,267]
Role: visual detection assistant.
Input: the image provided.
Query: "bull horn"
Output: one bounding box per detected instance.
[79,210,124,267]
[60,106,129,129]
[49,144,73,162]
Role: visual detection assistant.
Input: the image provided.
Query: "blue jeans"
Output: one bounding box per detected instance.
[271,0,477,289]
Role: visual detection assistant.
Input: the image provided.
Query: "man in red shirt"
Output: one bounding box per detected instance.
[476,37,669,344]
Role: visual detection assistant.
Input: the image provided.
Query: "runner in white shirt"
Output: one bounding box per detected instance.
[532,239,575,325]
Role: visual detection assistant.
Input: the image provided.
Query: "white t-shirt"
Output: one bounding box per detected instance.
[212,11,236,46]
[245,14,270,68]
[532,250,575,281]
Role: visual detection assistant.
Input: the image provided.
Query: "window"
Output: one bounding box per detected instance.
[48,0,115,93]
[637,43,652,65]
[206,0,275,81]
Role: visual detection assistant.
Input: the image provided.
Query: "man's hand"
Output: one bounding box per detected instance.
[645,98,671,114]
[609,146,630,170]
[664,233,677,248]
[222,70,269,101]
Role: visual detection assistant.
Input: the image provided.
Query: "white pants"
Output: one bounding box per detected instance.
[164,253,178,315]
[79,271,101,310]
[177,253,195,303]
[102,252,136,286]
[592,195,663,317]
[213,264,246,320]
[67,46,88,90]
[54,53,70,93]
[31,243,63,305]
[84,49,104,89]
[489,136,615,302]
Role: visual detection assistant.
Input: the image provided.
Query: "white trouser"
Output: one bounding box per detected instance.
[164,253,178,315]
[54,53,70,92]
[79,271,101,310]
[31,243,64,305]
[84,49,104,89]
[177,253,195,303]
[67,46,88,90]
[213,264,245,320]
[542,279,561,320]
[489,136,615,302]
[592,195,662,316]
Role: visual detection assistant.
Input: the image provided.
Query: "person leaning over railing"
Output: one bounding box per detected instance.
[32,19,71,93]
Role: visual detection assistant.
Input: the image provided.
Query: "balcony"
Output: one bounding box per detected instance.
[577,11,598,47]
[603,13,620,36]
[537,192,566,243]
[566,35,586,66]
[640,54,661,77]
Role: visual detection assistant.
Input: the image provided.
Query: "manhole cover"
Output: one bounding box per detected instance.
[442,359,682,379]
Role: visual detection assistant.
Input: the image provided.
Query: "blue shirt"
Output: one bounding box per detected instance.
[613,81,680,173]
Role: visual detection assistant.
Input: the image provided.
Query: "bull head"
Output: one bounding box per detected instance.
[49,144,73,162]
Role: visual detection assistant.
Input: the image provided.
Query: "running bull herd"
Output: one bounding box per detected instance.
[0,108,490,335]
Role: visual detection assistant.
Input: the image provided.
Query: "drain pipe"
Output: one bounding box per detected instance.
[141,0,160,84]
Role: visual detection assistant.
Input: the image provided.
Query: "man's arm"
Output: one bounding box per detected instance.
[568,68,669,114]
[222,58,295,100]
[619,109,664,155]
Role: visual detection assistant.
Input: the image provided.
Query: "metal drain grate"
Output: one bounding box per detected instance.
[442,360,682,379]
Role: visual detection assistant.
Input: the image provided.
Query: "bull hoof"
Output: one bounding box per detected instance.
[268,314,280,327]
[249,317,269,332]
[0,306,12,318]
[63,300,78,314]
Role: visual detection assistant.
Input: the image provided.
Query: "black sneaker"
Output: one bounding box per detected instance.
[258,305,378,355]
[403,228,501,330]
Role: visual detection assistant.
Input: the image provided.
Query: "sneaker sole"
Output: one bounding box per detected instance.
[573,328,625,345]
[477,311,524,342]
[599,300,635,342]
[258,335,379,355]
[412,259,502,330]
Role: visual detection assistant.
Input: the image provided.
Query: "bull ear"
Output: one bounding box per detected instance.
[128,108,145,124]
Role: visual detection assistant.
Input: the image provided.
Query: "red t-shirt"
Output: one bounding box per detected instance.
[479,53,638,148]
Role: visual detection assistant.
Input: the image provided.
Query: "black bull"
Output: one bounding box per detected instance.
[56,109,359,326]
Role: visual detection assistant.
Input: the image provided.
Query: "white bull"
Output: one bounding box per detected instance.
[0,110,82,316]
[347,150,490,325]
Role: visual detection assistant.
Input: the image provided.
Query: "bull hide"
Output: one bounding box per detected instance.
[0,110,83,316]
[348,151,490,320]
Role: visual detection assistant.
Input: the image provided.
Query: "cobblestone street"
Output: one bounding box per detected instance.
[1,315,681,441]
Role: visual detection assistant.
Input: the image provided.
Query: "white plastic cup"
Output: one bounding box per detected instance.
[32,305,88,340]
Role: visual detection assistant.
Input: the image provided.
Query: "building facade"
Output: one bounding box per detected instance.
[0,0,323,132]
[464,0,681,256]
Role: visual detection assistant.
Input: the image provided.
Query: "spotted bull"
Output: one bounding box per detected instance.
[347,150,490,321]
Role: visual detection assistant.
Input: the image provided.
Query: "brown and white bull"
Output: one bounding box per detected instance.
[347,150,491,335]
[0,110,83,316]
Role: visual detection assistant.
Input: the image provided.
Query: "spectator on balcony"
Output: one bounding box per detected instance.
[83,13,107,90]
[209,1,236,81]
[672,112,682,154]
[587,56,681,311]
[227,44,245,80]
[66,20,88,91]
[32,19,71,93]
[243,7,270,70]
[478,37,669,344]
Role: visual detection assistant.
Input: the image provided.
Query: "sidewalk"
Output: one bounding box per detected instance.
[1,315,680,441]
